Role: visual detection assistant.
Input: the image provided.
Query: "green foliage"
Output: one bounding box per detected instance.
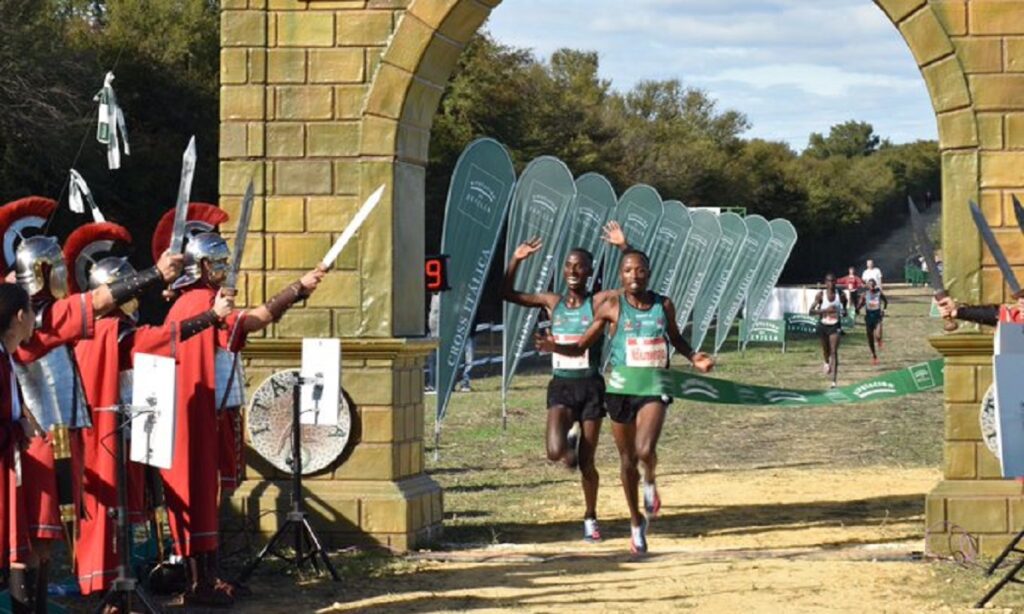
[805,120,884,159]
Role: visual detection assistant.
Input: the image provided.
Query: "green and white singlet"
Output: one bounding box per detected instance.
[551,296,601,378]
[609,293,670,369]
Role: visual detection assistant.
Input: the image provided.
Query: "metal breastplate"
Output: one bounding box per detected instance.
[215,348,245,410]
[119,369,134,406]
[14,346,91,431]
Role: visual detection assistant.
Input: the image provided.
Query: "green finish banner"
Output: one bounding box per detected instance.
[437,138,516,422]
[741,219,798,348]
[714,215,772,355]
[784,312,819,335]
[554,173,617,296]
[739,318,786,350]
[502,156,577,395]
[601,184,663,290]
[606,359,944,406]
[691,212,747,351]
[669,209,721,333]
[649,200,693,296]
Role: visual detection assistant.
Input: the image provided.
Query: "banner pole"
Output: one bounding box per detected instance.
[433,419,441,462]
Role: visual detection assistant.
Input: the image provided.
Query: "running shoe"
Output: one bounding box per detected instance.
[630,516,649,554]
[566,422,581,469]
[583,518,602,543]
[643,481,661,518]
[830,381,838,389]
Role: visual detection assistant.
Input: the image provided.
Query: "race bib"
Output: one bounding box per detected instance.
[552,334,590,370]
[821,314,839,325]
[626,337,668,367]
[867,297,880,310]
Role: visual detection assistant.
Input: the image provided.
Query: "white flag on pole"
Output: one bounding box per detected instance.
[94,72,130,170]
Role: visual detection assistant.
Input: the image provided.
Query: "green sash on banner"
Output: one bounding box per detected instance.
[669,210,722,333]
[602,184,663,290]
[554,173,617,296]
[714,215,772,354]
[649,200,693,295]
[606,359,944,406]
[741,219,798,348]
[691,212,747,351]
[437,138,516,424]
[502,157,576,397]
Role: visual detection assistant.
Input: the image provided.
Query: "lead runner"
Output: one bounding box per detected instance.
[537,249,714,554]
[501,221,627,543]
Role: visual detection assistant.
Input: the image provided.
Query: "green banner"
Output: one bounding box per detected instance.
[668,209,721,333]
[437,138,516,422]
[784,312,819,335]
[739,318,786,351]
[649,200,692,295]
[741,219,798,348]
[691,212,747,351]
[606,359,944,406]
[714,215,772,354]
[601,184,663,291]
[502,156,577,396]
[553,173,617,296]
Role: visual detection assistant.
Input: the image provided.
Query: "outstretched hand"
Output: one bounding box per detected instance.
[213,289,235,320]
[691,352,714,373]
[514,238,542,261]
[300,265,327,294]
[534,331,556,353]
[155,250,185,283]
[602,221,626,249]
[937,296,957,319]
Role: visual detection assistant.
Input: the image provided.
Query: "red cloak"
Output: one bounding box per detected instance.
[0,348,29,568]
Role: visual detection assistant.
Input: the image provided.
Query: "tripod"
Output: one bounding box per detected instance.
[94,405,161,614]
[236,373,339,582]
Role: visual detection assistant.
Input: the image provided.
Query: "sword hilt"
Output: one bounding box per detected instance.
[934,290,959,332]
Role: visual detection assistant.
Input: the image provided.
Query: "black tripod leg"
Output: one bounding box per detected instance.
[236,519,293,583]
[987,529,1024,575]
[302,518,340,581]
[977,556,1024,608]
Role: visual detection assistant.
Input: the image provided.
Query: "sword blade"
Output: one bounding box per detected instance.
[907,197,946,297]
[168,136,197,254]
[969,200,1022,295]
[1013,194,1024,234]
[225,180,255,291]
[321,184,386,270]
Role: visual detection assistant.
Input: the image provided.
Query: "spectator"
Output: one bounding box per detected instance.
[457,324,476,392]
[862,258,883,289]
[425,293,440,393]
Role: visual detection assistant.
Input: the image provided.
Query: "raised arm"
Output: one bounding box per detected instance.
[501,238,558,310]
[242,266,326,333]
[601,221,631,253]
[663,297,714,373]
[91,250,184,317]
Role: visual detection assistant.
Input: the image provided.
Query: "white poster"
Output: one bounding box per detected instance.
[994,322,1024,477]
[130,353,177,469]
[300,338,341,426]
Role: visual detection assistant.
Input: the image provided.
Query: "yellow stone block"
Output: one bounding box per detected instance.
[368,0,409,8]
[265,123,304,157]
[265,196,305,232]
[343,368,394,405]
[336,11,393,46]
[309,48,365,83]
[954,38,1003,73]
[977,443,1003,479]
[968,0,1024,35]
[360,115,398,156]
[980,190,1004,226]
[247,122,265,157]
[276,160,333,195]
[382,13,434,73]
[306,270,361,308]
[876,0,925,22]
[398,442,412,477]
[274,233,332,268]
[978,113,1004,150]
[417,35,463,88]
[946,402,982,440]
[899,9,954,66]
[335,85,368,118]
[1010,499,1024,531]
[360,407,395,443]
[1006,113,1024,148]
[981,152,1024,187]
[922,56,971,113]
[926,495,946,527]
[277,85,334,120]
[438,0,490,42]
[980,534,1015,557]
[334,160,360,194]
[221,0,247,8]
[267,48,306,84]
[941,150,981,302]
[249,49,267,84]
[221,195,265,232]
[947,497,1007,532]
[243,271,265,305]
[367,48,384,76]
[409,0,459,28]
[978,364,993,395]
[362,499,407,533]
[221,48,248,84]
[970,74,1024,111]
[1008,38,1024,72]
[277,12,335,47]
[219,161,265,195]
[221,85,265,120]
[221,10,266,47]
[275,308,332,338]
[945,441,976,478]
[365,63,411,119]
[307,122,360,157]
[334,308,360,333]
[307,196,358,231]
[931,0,967,35]
[220,122,247,159]
[945,364,977,403]
[401,78,445,128]
[982,267,1010,304]
[981,230,1024,264]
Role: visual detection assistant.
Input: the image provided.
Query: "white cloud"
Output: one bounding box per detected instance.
[704,63,921,98]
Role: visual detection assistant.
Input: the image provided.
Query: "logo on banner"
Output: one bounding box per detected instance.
[764,390,808,404]
[458,165,504,229]
[852,381,898,399]
[909,362,937,390]
[680,378,719,399]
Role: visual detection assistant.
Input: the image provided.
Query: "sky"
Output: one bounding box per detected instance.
[485,0,938,150]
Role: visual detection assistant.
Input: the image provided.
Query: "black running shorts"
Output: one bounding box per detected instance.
[605,393,672,424]
[547,375,606,422]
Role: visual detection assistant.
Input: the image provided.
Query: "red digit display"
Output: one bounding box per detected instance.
[425,255,450,292]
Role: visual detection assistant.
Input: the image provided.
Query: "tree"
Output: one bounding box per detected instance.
[805,120,882,159]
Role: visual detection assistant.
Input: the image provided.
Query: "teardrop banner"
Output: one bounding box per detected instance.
[691,211,748,351]
[501,157,577,421]
[714,215,772,355]
[436,138,516,433]
[668,209,721,334]
[606,359,943,406]
[601,184,663,291]
[648,199,693,296]
[553,173,617,296]
[741,218,798,349]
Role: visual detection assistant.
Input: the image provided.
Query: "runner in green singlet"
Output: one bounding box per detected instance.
[501,221,628,543]
[856,278,887,364]
[536,250,714,554]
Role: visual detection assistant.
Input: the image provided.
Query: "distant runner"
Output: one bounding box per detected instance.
[857,279,887,364]
[810,273,847,388]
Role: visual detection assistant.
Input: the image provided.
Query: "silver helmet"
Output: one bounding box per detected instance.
[174,232,230,289]
[90,256,139,317]
[15,235,68,299]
